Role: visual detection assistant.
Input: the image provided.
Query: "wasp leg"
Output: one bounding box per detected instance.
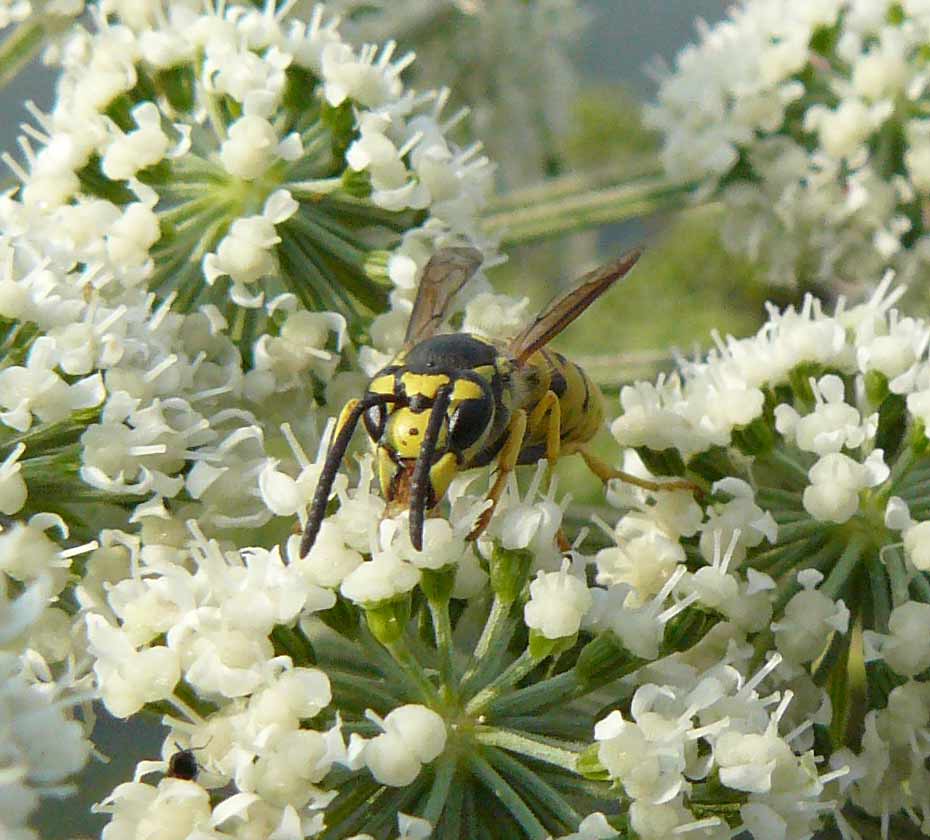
[577,446,702,496]
[529,391,573,552]
[467,409,527,542]
[528,389,562,469]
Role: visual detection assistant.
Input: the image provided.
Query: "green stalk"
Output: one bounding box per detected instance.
[385,635,439,706]
[883,546,911,608]
[428,599,457,697]
[474,727,580,773]
[759,448,811,487]
[460,595,514,692]
[482,171,695,247]
[420,754,458,827]
[0,21,45,90]
[485,671,580,718]
[469,751,549,840]
[866,553,891,633]
[820,534,866,600]
[483,745,583,831]
[466,651,538,717]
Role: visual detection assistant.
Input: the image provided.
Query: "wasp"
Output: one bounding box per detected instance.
[300,247,694,555]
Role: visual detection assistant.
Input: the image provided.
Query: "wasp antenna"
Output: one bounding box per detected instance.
[300,396,386,558]
[409,384,453,552]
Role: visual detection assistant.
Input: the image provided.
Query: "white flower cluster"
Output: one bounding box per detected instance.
[647,0,930,287]
[1,0,495,339]
[611,275,930,835]
[0,230,348,539]
[594,656,840,840]
[0,559,91,840]
[87,523,343,830]
[330,0,588,187]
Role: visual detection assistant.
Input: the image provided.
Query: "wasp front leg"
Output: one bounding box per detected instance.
[577,446,702,497]
[467,409,527,542]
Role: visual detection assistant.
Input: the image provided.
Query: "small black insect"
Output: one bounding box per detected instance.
[167,747,199,781]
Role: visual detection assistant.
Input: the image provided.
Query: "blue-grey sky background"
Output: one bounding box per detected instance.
[2,1,729,836]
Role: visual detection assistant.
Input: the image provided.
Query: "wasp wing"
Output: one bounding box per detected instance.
[404,247,484,346]
[508,249,643,365]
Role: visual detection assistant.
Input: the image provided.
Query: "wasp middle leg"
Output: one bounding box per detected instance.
[527,389,562,468]
[467,409,527,542]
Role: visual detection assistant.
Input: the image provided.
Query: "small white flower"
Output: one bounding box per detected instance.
[772,571,849,664]
[361,705,446,787]
[524,559,592,640]
[101,101,171,180]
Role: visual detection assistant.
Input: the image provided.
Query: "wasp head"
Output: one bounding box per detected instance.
[364,341,498,549]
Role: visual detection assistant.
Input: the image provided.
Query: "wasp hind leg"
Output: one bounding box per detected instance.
[467,409,527,542]
[577,446,702,497]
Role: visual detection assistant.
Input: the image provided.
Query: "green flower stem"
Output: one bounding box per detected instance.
[884,443,919,496]
[891,463,930,492]
[499,713,594,742]
[760,448,811,487]
[474,727,580,773]
[751,534,828,572]
[883,546,911,608]
[359,625,435,702]
[468,751,549,840]
[764,534,831,582]
[820,534,866,600]
[460,595,514,691]
[775,518,834,543]
[867,553,892,634]
[289,209,367,268]
[420,754,458,827]
[812,621,853,690]
[270,624,315,664]
[909,569,930,603]
[483,744,583,830]
[485,671,579,719]
[755,486,805,508]
[385,635,439,705]
[0,408,101,452]
[428,598,456,697]
[482,171,695,247]
[466,651,539,717]
[324,670,408,712]
[359,778,430,838]
[437,774,464,840]
[287,177,345,197]
[0,20,45,90]
[321,777,421,840]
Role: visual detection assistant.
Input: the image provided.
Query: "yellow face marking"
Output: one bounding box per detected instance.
[451,378,483,401]
[369,375,395,396]
[428,452,459,505]
[377,446,396,499]
[400,372,450,398]
[386,407,447,458]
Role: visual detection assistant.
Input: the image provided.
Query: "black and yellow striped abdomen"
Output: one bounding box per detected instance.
[515,347,604,464]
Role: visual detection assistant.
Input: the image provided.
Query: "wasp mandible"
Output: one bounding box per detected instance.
[300,247,694,556]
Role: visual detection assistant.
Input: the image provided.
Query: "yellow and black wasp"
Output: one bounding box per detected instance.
[300,247,691,555]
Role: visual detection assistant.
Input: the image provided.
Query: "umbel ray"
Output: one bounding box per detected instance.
[300,246,696,556]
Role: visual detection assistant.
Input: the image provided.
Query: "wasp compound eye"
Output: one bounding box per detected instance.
[448,390,494,453]
[363,402,386,441]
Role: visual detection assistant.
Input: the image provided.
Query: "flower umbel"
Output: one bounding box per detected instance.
[2,1,494,346]
[647,0,930,289]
